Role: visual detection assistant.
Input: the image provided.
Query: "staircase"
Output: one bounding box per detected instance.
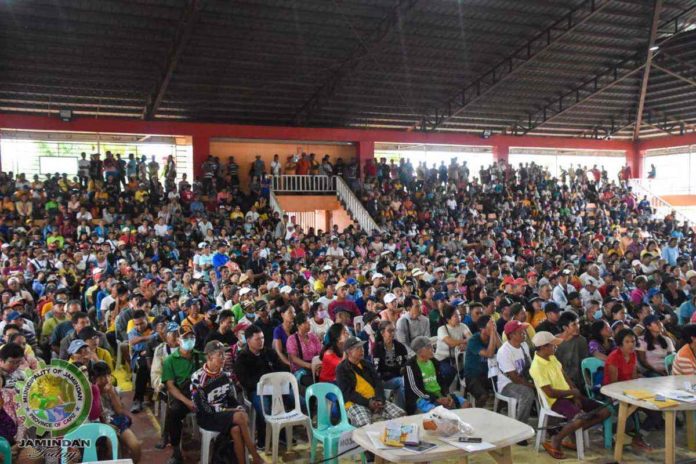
[269,175,380,234]
[628,178,696,226]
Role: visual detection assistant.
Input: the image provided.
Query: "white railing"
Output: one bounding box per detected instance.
[335,176,380,234]
[271,175,336,192]
[269,191,283,216]
[628,178,696,226]
[633,177,696,195]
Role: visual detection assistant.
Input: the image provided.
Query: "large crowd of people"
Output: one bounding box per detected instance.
[0,150,694,463]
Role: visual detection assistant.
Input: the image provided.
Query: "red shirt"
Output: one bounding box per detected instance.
[319,350,341,382]
[603,349,636,385]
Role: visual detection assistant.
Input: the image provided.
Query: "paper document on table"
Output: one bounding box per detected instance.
[644,397,679,409]
[440,437,495,453]
[623,389,654,400]
[661,390,696,403]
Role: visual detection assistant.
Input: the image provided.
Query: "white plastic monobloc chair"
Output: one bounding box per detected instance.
[257,372,313,464]
[534,385,589,460]
[201,388,254,464]
[487,358,517,419]
[455,349,475,406]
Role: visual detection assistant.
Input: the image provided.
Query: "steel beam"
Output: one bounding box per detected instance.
[416,0,613,132]
[652,63,696,89]
[633,0,663,140]
[142,0,204,120]
[506,5,696,135]
[293,0,420,126]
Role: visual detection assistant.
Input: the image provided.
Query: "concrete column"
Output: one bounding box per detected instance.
[492,143,509,164]
[356,140,375,178]
[192,134,210,178]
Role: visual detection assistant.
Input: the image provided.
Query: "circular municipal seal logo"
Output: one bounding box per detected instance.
[15,359,92,437]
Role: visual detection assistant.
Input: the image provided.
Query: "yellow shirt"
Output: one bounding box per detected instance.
[529,354,569,407]
[313,280,325,294]
[345,364,376,409]
[126,316,155,334]
[95,346,114,371]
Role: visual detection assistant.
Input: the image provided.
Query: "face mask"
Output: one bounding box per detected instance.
[245,312,256,321]
[317,310,328,320]
[179,338,195,351]
[594,310,604,320]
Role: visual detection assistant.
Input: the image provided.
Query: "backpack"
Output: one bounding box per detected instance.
[211,432,238,464]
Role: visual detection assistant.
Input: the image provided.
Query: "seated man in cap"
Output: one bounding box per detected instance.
[404,336,469,415]
[180,298,204,333]
[336,336,405,427]
[128,309,154,413]
[193,306,219,351]
[496,320,536,427]
[192,341,263,464]
[428,292,449,335]
[529,331,610,460]
[535,302,562,335]
[151,322,180,448]
[395,296,430,357]
[161,325,204,464]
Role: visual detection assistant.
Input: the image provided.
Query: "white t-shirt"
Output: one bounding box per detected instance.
[154,224,169,237]
[496,341,531,392]
[435,323,471,361]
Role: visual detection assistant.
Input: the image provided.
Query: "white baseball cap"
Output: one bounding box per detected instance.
[280,285,293,294]
[384,293,397,305]
[372,273,385,281]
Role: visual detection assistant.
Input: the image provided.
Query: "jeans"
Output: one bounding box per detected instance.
[382,376,405,409]
[438,359,458,390]
[416,394,466,413]
[166,397,190,448]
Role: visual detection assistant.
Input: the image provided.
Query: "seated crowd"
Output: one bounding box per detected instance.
[0,153,694,463]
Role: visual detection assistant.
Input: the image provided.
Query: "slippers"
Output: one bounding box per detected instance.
[632,436,654,452]
[561,439,577,450]
[543,441,565,460]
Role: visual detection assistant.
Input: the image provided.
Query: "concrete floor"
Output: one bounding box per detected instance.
[112,370,696,464]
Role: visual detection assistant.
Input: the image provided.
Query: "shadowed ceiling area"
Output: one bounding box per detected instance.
[2,0,696,139]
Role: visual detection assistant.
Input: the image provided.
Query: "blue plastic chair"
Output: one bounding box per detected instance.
[581,356,640,448]
[665,353,676,374]
[0,436,10,464]
[305,383,365,464]
[61,423,118,463]
[581,357,614,448]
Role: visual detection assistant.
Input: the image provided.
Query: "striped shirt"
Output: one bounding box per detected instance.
[673,344,696,376]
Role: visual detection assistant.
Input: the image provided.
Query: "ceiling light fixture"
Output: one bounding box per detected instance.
[59,109,73,122]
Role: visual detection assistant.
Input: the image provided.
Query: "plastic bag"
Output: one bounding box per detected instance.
[422,406,474,437]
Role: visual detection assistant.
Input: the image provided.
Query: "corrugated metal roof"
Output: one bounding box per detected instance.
[2,0,696,139]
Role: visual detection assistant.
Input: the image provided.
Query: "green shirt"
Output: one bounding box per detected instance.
[428,309,442,336]
[161,349,203,389]
[417,359,441,398]
[231,303,244,323]
[41,314,67,343]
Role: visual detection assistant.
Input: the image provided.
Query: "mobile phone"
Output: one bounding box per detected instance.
[458,437,482,443]
[404,442,437,452]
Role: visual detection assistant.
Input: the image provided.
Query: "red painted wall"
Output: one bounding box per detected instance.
[1,113,693,179]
